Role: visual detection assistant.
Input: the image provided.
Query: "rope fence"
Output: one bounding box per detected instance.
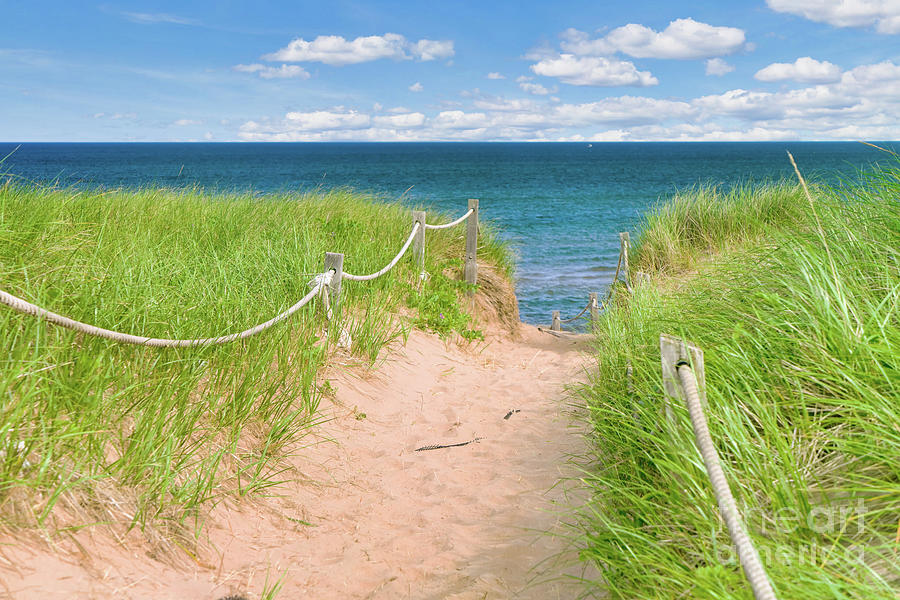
[661,334,778,600]
[0,200,481,347]
[543,232,777,599]
[423,208,473,230]
[342,222,421,282]
[548,231,645,331]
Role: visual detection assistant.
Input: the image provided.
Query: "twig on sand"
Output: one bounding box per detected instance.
[415,437,484,452]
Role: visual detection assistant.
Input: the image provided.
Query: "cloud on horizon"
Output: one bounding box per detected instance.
[262,33,454,66]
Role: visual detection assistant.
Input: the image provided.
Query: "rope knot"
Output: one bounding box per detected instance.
[308,270,334,290]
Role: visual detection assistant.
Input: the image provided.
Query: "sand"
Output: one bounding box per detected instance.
[0,324,598,599]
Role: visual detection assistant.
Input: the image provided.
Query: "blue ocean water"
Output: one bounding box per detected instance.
[1,142,895,325]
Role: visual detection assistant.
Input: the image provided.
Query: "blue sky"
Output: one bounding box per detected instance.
[2,0,899,141]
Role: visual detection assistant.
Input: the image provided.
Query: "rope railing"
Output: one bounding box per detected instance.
[547,231,630,331]
[676,362,776,600]
[342,222,421,282]
[423,208,473,230]
[0,276,327,348]
[1,200,480,347]
[661,334,777,600]
[559,299,592,323]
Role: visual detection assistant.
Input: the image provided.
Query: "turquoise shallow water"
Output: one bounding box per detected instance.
[2,141,895,324]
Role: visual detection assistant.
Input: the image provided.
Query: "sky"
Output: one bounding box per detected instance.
[2,0,899,142]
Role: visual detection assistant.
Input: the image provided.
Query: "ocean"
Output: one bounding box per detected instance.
[1,141,895,325]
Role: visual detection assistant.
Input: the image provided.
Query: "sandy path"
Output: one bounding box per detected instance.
[1,324,597,599]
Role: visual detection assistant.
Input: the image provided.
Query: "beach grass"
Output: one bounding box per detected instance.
[573,163,900,598]
[0,181,511,541]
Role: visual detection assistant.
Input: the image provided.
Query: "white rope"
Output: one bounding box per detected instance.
[676,363,777,600]
[0,273,330,348]
[309,270,334,320]
[343,222,420,282]
[423,208,473,230]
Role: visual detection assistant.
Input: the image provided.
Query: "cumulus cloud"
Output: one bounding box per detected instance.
[236,59,900,142]
[755,56,842,83]
[530,54,658,86]
[409,82,424,92]
[409,39,454,61]
[284,109,370,131]
[472,97,540,112]
[233,63,310,79]
[519,81,556,95]
[373,112,426,128]
[486,72,505,79]
[561,18,746,59]
[766,0,900,33]
[705,58,735,76]
[173,119,201,126]
[550,97,696,126]
[262,33,454,65]
[432,111,490,130]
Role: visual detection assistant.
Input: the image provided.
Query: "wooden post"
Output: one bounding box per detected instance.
[464,199,479,295]
[660,334,706,424]
[551,310,561,331]
[412,210,426,278]
[619,232,631,290]
[589,291,599,326]
[324,252,344,315]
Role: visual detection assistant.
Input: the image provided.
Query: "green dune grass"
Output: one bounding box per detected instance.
[574,164,899,598]
[0,181,511,540]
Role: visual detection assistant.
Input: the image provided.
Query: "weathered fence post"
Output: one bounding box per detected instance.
[551,310,561,331]
[324,252,344,315]
[619,232,631,290]
[660,334,706,424]
[465,199,479,295]
[412,210,426,282]
[589,291,599,325]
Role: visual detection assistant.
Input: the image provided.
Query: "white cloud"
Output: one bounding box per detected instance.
[373,112,426,128]
[409,39,455,61]
[766,0,900,33]
[519,81,556,95]
[262,33,453,65]
[755,56,842,83]
[432,111,490,129]
[550,97,696,126]
[531,54,658,86]
[234,63,310,79]
[173,119,201,126]
[284,109,370,131]
[236,60,900,142]
[486,72,505,79]
[472,97,539,111]
[561,18,746,59]
[706,58,735,76]
[840,59,900,89]
[409,82,424,92]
